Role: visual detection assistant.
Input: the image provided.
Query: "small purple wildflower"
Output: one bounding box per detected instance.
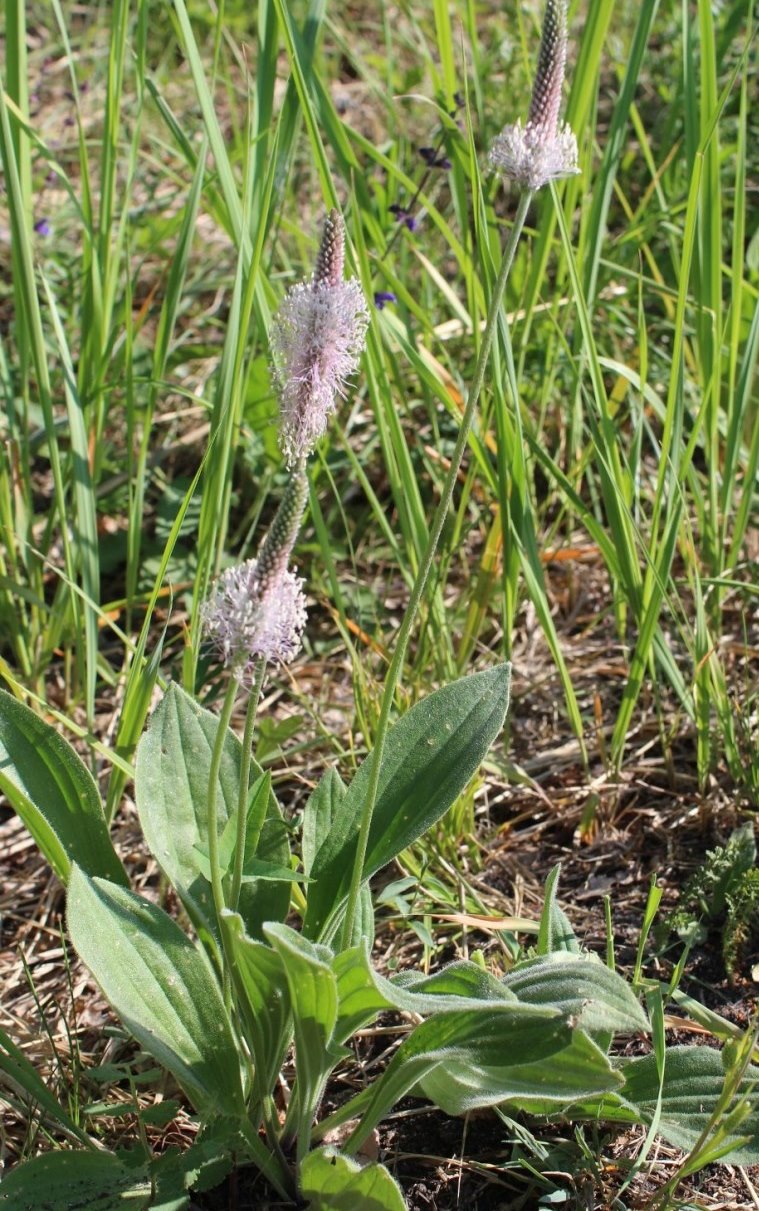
[201,558,307,674]
[271,210,369,467]
[419,146,451,170]
[489,0,579,191]
[389,204,417,232]
[374,291,397,310]
[34,219,51,237]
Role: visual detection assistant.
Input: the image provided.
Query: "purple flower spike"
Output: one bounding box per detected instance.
[489,0,579,191]
[34,219,51,237]
[202,558,307,674]
[271,210,369,467]
[374,291,397,310]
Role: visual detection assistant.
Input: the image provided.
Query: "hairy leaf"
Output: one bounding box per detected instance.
[301,1147,407,1210]
[503,952,649,1036]
[622,1046,759,1164]
[0,692,126,886]
[136,682,289,940]
[303,665,511,939]
[68,868,244,1117]
[0,1152,151,1210]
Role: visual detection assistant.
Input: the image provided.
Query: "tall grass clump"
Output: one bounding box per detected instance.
[0,0,757,1206]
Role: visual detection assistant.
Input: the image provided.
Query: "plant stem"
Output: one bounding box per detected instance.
[238,1116,296,1202]
[230,658,266,912]
[340,188,534,949]
[207,678,238,975]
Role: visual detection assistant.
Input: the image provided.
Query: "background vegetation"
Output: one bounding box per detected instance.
[0,0,757,1204]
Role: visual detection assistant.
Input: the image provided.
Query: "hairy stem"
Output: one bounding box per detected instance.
[207,677,238,1003]
[229,659,267,912]
[340,189,534,948]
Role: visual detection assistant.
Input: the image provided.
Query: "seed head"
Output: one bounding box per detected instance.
[271,211,369,466]
[313,208,345,286]
[528,0,567,135]
[255,467,309,590]
[201,559,307,675]
[489,0,579,191]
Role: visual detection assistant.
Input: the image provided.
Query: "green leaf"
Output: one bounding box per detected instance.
[503,953,649,1037]
[392,961,517,1007]
[416,1015,621,1117]
[135,683,290,940]
[346,1001,619,1149]
[301,1147,407,1211]
[621,1046,759,1164]
[264,924,344,1125]
[0,1152,152,1210]
[302,768,346,877]
[0,691,126,886]
[222,912,292,1096]
[332,949,520,1047]
[303,665,511,939]
[331,944,393,1044]
[151,1136,234,1209]
[536,865,579,955]
[67,868,245,1117]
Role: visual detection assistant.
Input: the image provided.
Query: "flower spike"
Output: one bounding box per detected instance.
[201,558,307,676]
[489,0,579,191]
[271,210,369,466]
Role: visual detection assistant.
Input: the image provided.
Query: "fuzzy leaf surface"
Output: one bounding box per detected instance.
[345,1000,618,1148]
[0,691,126,886]
[536,864,579,954]
[303,665,511,938]
[136,682,289,939]
[621,1046,759,1164]
[265,923,344,1121]
[67,868,244,1117]
[301,1147,407,1210]
[302,767,346,876]
[0,1152,152,1209]
[503,952,649,1036]
[222,911,292,1094]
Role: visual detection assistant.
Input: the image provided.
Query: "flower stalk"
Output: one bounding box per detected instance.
[340,188,534,947]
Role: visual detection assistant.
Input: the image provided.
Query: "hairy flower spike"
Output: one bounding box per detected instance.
[201,559,307,675]
[255,467,309,590]
[528,0,566,134]
[313,208,345,287]
[271,211,369,466]
[489,0,579,191]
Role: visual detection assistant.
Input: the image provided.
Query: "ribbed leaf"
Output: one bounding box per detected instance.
[222,912,291,1095]
[136,683,290,940]
[622,1046,759,1164]
[503,953,649,1036]
[0,692,126,886]
[303,665,511,938]
[265,923,344,1128]
[67,868,244,1117]
[346,1001,618,1149]
[536,864,579,955]
[301,1147,407,1211]
[0,1152,151,1210]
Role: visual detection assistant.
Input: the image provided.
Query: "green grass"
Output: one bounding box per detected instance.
[0,0,757,1192]
[1,0,757,788]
